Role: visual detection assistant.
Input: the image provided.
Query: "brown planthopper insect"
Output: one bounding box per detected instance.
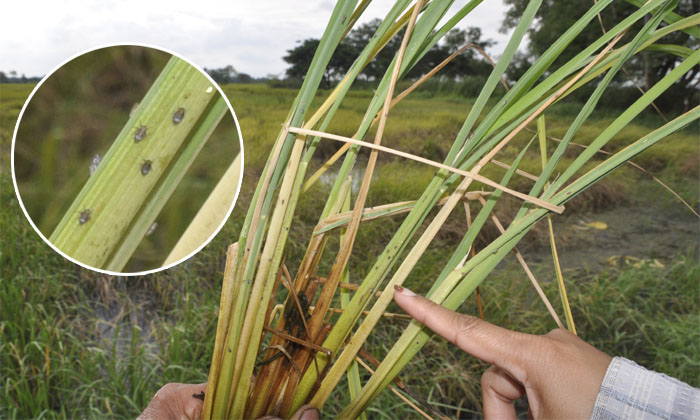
[173,107,185,124]
[78,209,92,225]
[141,159,152,175]
[134,125,147,142]
[89,154,102,176]
[146,222,158,236]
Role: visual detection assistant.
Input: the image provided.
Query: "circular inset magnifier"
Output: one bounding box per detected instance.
[11,44,244,275]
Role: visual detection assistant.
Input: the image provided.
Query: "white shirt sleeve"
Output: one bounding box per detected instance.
[590,357,700,420]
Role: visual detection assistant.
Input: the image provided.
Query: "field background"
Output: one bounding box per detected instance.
[1,82,698,419]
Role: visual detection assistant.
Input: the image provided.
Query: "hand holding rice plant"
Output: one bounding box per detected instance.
[202,0,699,418]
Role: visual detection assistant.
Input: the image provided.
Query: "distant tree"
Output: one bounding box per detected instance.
[236,72,254,83]
[205,65,236,83]
[0,70,41,84]
[283,38,357,87]
[343,18,400,81]
[284,39,321,82]
[501,0,699,110]
[427,27,495,80]
[327,40,359,83]
[205,65,257,84]
[283,20,495,85]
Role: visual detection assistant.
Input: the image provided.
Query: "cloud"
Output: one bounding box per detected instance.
[1,0,511,78]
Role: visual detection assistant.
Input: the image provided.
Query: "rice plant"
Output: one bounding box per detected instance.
[203,0,699,418]
[48,56,240,272]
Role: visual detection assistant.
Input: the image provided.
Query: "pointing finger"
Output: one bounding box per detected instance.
[393,285,534,381]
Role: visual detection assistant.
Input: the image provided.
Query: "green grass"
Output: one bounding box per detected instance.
[1,82,698,418]
[1,173,222,418]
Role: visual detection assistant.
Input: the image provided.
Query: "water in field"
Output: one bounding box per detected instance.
[317,158,368,194]
[548,206,700,271]
[520,198,699,274]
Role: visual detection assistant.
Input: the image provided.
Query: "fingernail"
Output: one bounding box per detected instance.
[300,407,320,420]
[394,284,416,296]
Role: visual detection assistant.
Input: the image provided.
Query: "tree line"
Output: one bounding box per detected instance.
[282,19,494,87]
[0,71,42,84]
[203,1,696,112]
[6,2,695,112]
[501,0,698,112]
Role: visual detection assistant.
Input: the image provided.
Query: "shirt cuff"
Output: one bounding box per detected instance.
[590,356,700,420]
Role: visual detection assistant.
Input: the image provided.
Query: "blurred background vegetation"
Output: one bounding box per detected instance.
[11,46,240,271]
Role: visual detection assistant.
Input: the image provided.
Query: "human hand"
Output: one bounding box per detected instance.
[137,382,320,420]
[260,404,320,420]
[137,382,207,420]
[393,285,612,419]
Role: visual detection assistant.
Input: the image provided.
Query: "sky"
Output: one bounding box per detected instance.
[1,0,514,78]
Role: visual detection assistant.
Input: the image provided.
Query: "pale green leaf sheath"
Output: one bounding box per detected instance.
[50,57,222,270]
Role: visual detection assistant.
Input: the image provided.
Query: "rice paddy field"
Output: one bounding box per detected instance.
[1,82,698,418]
